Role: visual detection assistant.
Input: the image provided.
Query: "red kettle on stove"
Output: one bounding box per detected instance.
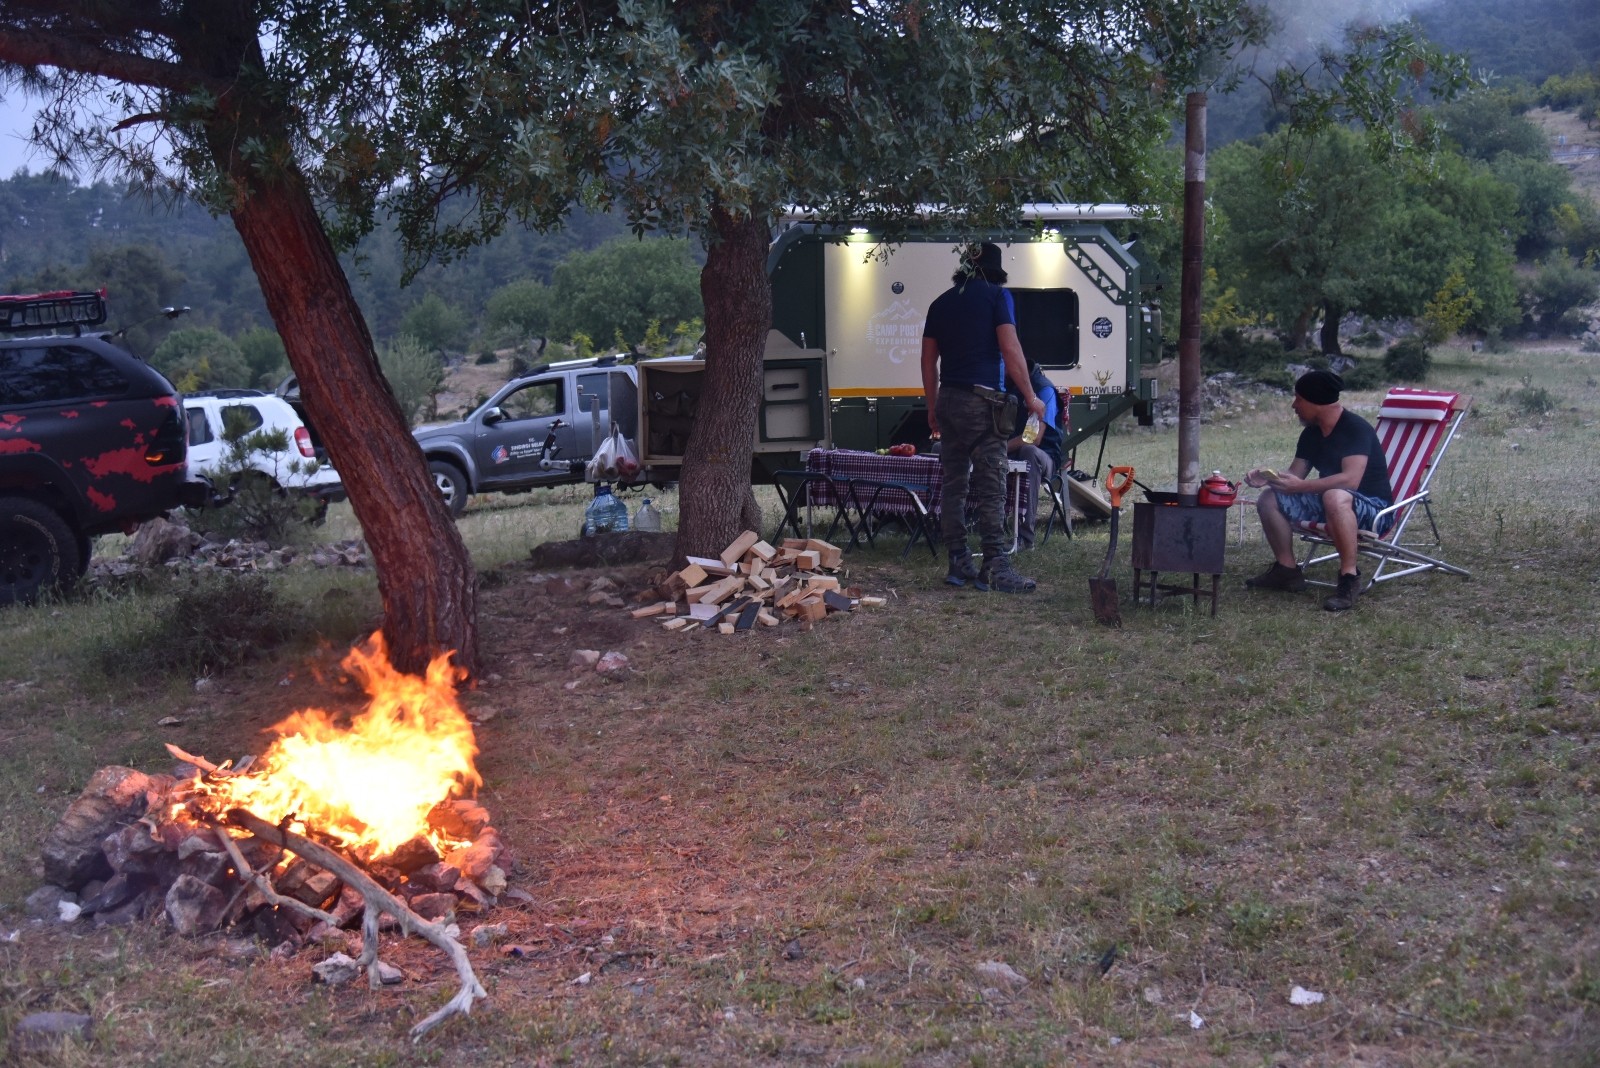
[1198,470,1238,507]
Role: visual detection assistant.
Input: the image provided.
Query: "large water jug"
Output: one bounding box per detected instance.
[634,497,662,532]
[583,483,630,536]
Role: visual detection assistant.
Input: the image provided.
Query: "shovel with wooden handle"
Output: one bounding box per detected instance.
[1089,466,1135,627]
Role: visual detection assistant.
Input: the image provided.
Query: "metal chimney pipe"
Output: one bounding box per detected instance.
[1177,91,1207,505]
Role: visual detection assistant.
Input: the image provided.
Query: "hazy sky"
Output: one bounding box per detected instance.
[0,95,45,176]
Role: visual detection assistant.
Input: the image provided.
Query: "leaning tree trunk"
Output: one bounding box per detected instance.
[221,165,479,677]
[675,208,771,562]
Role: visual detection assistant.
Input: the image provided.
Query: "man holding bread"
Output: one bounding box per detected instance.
[1243,370,1392,612]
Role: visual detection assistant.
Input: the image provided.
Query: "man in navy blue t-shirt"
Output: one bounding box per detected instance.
[1244,370,1393,612]
[920,243,1046,593]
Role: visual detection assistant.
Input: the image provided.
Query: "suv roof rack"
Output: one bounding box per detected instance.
[0,289,109,334]
[185,388,268,399]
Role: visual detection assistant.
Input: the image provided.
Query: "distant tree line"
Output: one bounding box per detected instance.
[4,65,1599,400]
[0,173,707,405]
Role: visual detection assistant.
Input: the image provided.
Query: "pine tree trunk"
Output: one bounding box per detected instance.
[222,168,479,677]
[675,209,770,562]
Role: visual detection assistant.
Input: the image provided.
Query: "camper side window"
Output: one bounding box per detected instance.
[1010,288,1080,369]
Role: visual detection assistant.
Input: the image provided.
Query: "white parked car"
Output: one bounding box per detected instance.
[182,390,345,509]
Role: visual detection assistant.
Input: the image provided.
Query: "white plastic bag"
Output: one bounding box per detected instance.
[586,428,640,482]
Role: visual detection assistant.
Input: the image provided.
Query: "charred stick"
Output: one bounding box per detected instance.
[225,808,487,1040]
[204,818,342,929]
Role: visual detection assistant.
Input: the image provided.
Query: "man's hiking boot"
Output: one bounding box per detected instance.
[978,555,1037,594]
[945,550,981,588]
[1324,571,1360,612]
[1244,561,1307,592]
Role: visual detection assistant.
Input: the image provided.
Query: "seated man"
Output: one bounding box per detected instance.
[1005,359,1062,549]
[1243,370,1393,612]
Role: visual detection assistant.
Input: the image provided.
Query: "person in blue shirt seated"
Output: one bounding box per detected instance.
[1005,359,1062,549]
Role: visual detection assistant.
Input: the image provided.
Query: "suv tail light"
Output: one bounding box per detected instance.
[144,408,188,466]
[294,426,316,458]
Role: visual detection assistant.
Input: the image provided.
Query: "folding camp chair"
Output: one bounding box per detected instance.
[1295,387,1472,591]
[1038,470,1073,545]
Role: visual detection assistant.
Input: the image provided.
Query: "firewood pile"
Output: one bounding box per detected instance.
[31,759,506,1038]
[629,531,886,633]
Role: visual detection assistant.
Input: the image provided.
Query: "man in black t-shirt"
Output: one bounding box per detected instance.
[1243,370,1393,612]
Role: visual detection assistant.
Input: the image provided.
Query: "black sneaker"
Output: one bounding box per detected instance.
[1244,562,1307,592]
[1324,571,1360,612]
[945,551,981,587]
[979,556,1037,594]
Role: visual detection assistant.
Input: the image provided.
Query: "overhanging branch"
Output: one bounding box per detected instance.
[0,27,224,97]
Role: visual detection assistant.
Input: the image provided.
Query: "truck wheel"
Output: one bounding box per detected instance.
[0,496,82,607]
[429,461,470,517]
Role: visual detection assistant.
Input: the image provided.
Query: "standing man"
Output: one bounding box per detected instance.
[1006,358,1063,550]
[1243,370,1393,612]
[921,242,1047,593]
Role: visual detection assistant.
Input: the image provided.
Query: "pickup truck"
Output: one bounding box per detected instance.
[410,339,832,516]
[1,290,207,604]
[411,355,642,516]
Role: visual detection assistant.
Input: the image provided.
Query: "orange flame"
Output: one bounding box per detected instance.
[195,634,480,857]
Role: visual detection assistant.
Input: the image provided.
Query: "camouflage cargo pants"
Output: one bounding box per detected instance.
[936,387,1010,559]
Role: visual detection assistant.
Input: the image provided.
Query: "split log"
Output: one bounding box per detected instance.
[225,809,487,1041]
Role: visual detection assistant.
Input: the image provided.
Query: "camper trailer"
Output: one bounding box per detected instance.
[640,206,1166,482]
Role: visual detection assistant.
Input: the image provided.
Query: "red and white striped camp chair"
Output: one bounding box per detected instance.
[1296,387,1472,590]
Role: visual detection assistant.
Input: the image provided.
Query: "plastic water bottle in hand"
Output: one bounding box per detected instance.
[1021,412,1043,446]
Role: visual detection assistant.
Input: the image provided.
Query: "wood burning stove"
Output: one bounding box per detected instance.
[1129,501,1228,616]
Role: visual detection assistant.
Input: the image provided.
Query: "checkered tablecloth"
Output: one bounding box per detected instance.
[803,448,1029,523]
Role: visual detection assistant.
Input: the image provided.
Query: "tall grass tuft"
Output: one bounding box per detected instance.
[96,572,298,680]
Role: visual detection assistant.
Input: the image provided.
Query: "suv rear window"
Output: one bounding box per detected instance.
[0,344,131,405]
[220,403,266,437]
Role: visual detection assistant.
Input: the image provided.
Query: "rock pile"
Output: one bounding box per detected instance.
[88,516,370,585]
[27,764,510,949]
[1148,371,1289,428]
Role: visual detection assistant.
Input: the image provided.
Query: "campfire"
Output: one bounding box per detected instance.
[36,634,504,1039]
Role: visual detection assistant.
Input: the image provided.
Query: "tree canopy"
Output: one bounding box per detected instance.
[1210,126,1520,351]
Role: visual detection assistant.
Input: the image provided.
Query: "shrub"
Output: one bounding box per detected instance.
[183,421,326,542]
[1341,358,1385,392]
[98,572,296,679]
[1503,378,1556,417]
[474,350,499,365]
[378,334,445,424]
[1348,330,1383,349]
[1384,338,1432,383]
[1202,328,1292,379]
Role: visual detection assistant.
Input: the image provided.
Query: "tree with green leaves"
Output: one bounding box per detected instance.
[1210,126,1517,351]
[399,293,469,355]
[235,327,289,391]
[7,243,187,358]
[484,279,553,349]
[383,1,1281,557]
[1,0,1469,655]
[545,237,703,353]
[0,1,479,674]
[152,326,251,392]
[379,334,446,425]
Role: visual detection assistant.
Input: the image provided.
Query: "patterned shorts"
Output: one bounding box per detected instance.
[1276,490,1392,536]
